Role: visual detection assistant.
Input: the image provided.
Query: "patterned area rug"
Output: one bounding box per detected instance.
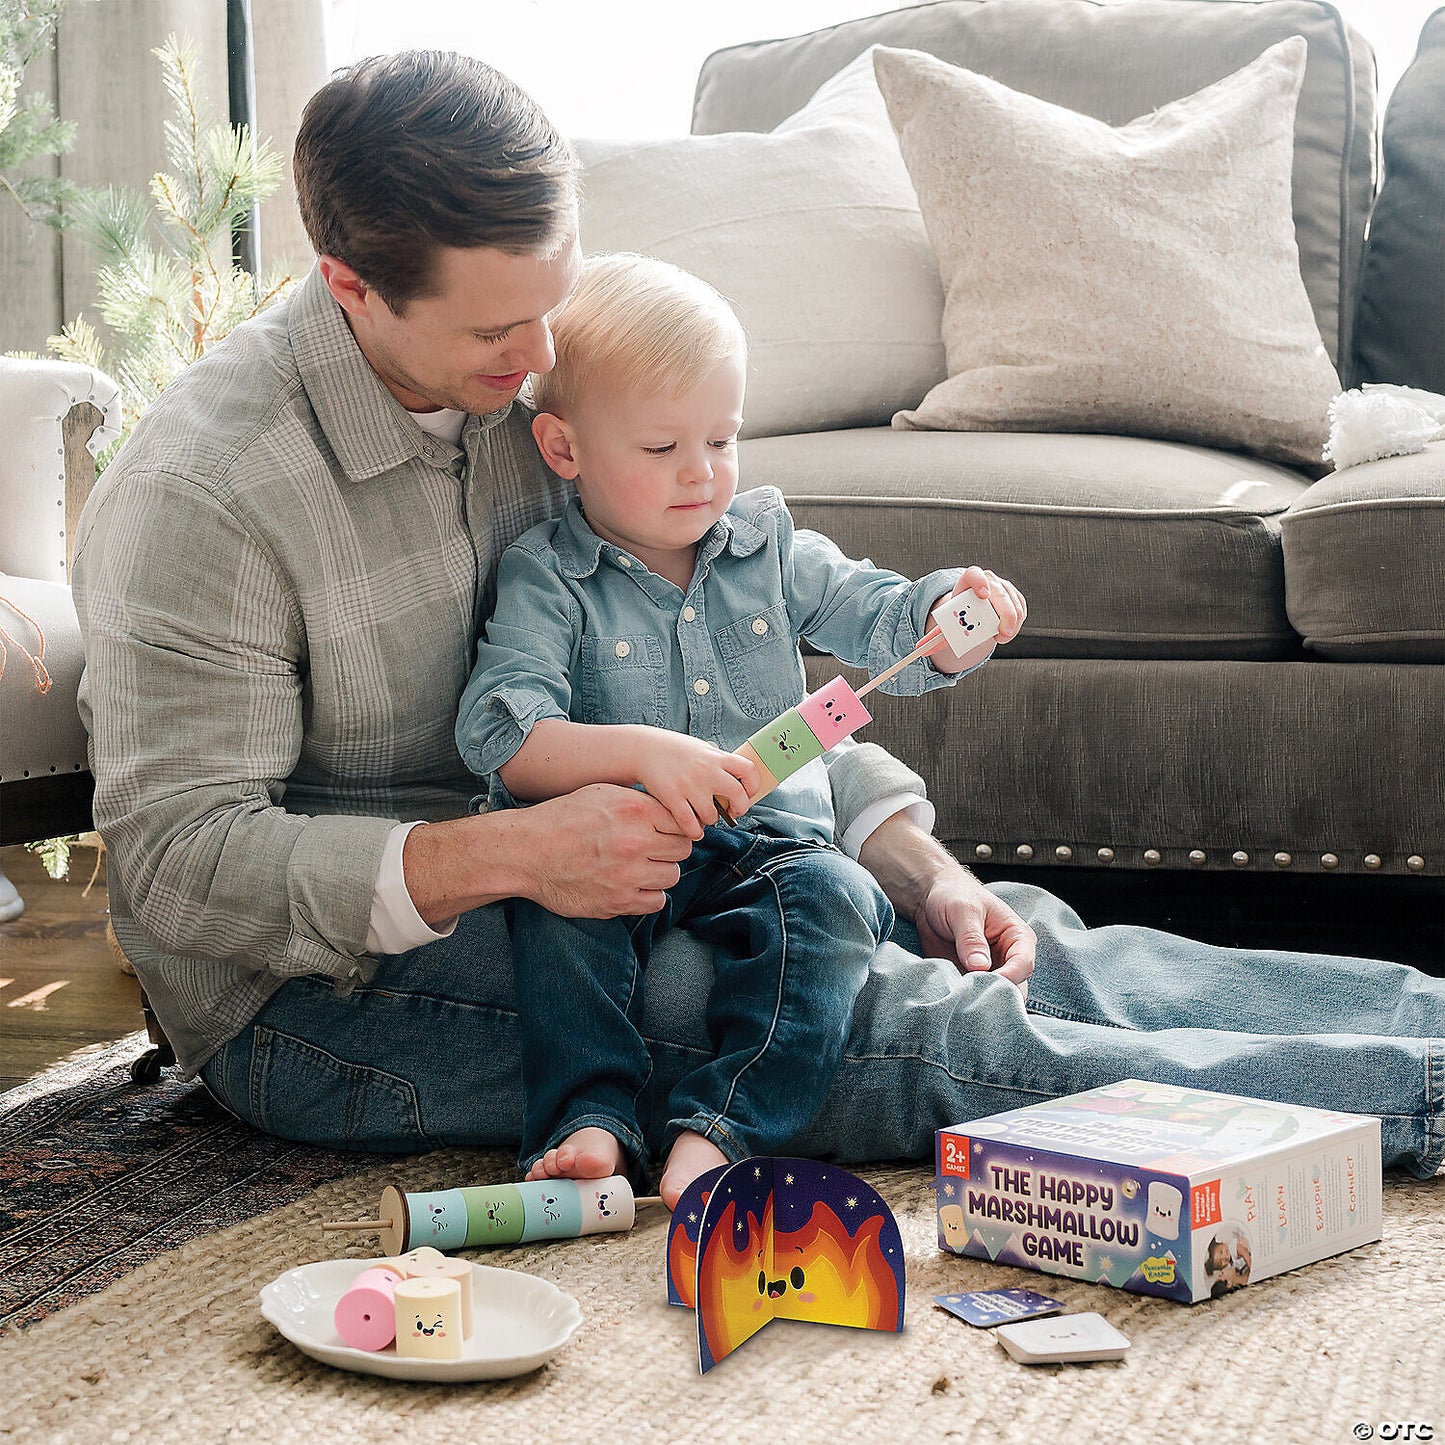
[0,1031,364,1332]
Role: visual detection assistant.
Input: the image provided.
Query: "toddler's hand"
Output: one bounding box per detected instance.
[932,566,1027,673]
[635,732,759,839]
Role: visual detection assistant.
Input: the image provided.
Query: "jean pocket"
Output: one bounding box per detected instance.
[578,633,668,726]
[715,603,803,720]
[250,1026,429,1150]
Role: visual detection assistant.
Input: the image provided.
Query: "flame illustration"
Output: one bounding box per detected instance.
[774,1201,901,1331]
[668,1212,700,1309]
[698,1196,773,1364]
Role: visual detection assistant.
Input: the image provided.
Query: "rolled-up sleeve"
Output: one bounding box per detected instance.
[74,468,394,982]
[454,542,581,802]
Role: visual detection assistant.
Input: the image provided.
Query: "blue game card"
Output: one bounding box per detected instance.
[934,1288,1065,1328]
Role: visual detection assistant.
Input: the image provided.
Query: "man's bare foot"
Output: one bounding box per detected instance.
[524,1126,625,1182]
[659,1130,729,1210]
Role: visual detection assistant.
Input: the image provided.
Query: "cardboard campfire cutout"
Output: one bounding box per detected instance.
[666,1157,906,1372]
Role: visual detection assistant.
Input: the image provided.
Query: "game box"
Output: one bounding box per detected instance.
[936,1080,1382,1303]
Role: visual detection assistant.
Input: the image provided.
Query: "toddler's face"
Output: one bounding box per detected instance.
[566,350,745,571]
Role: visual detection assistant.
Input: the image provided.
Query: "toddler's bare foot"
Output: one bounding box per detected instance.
[659,1131,729,1210]
[524,1126,625,1183]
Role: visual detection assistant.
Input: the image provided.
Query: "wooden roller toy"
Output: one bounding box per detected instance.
[322,1173,662,1256]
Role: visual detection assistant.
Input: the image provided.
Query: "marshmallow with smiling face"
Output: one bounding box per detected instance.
[394,1276,464,1360]
[930,590,1001,656]
[797,677,872,750]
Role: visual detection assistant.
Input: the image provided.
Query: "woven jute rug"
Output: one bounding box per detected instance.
[1,1146,1442,1445]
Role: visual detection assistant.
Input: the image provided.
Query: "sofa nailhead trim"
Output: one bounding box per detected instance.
[1408,855,1426,871]
[974,843,993,861]
[1322,854,1339,869]
[1274,852,1292,867]
[1015,844,1034,861]
[1189,850,1207,865]
[1364,854,1382,870]
[1143,849,1161,865]
[1054,845,1072,861]
[1232,851,1250,866]
[1097,847,1115,863]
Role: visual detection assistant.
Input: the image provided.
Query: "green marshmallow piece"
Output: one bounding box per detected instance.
[748,707,824,781]
[459,1184,525,1245]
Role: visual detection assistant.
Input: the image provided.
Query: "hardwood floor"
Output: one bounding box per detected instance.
[1,842,1440,1096]
[0,844,143,1092]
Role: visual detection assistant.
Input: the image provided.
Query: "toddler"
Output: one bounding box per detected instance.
[456,254,1026,1206]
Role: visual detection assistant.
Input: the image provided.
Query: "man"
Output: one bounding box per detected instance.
[73,52,1444,1177]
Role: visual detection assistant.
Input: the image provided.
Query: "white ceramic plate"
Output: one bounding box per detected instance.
[259,1258,583,1382]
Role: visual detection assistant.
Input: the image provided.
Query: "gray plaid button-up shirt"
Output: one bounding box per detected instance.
[72,264,925,1075]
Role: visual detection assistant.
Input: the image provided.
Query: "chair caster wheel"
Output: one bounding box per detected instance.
[130,1049,165,1086]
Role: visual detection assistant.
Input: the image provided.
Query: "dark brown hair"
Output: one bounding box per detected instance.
[294,51,578,311]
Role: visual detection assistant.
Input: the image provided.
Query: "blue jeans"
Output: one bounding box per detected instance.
[199,882,1445,1178]
[510,825,891,1177]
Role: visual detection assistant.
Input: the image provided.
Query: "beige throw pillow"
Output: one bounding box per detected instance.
[574,49,944,439]
[872,39,1341,468]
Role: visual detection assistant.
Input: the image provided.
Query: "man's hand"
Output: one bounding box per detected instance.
[858,808,1035,990]
[515,783,697,916]
[402,783,695,925]
[914,865,1036,987]
[633,732,758,839]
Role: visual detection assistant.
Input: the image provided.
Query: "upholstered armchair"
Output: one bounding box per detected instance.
[0,356,122,897]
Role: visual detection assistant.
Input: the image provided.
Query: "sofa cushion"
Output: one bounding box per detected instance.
[871,40,1340,469]
[693,0,1376,381]
[573,49,944,439]
[1354,9,1445,392]
[0,574,89,782]
[739,430,1307,660]
[1281,443,1445,661]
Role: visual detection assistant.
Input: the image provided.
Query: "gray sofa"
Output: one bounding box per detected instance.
[676,0,1444,881]
[3,0,1441,905]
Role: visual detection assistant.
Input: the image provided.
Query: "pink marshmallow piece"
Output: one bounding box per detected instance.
[797,676,872,750]
[334,1266,399,1352]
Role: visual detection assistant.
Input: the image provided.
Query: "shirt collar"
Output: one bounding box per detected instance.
[552,494,770,580]
[288,263,513,483]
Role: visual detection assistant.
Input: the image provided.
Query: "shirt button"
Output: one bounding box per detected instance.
[617,554,633,568]
[615,641,630,658]
[752,617,769,635]
[693,678,710,695]
[682,606,696,622]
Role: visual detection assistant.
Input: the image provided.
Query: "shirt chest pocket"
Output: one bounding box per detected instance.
[577,633,669,728]
[715,603,803,721]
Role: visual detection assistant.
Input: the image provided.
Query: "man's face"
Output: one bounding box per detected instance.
[342,234,583,415]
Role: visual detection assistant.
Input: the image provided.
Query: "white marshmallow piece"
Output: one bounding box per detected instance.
[931,590,1001,657]
[393,1276,464,1360]
[396,1254,474,1338]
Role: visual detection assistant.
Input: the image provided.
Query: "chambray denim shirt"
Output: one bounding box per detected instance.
[457,486,967,843]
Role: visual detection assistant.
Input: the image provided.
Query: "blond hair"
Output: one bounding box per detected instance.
[530,253,745,416]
